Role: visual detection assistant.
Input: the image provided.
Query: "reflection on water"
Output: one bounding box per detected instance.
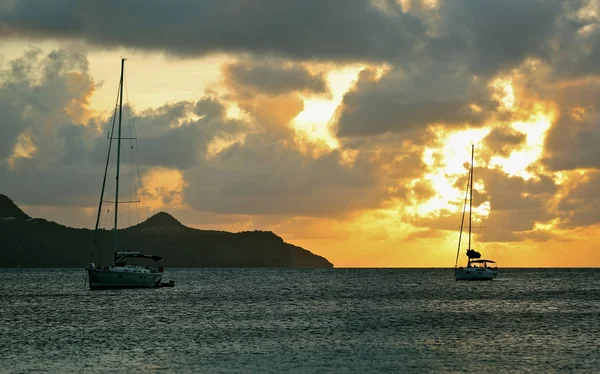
[0,268,599,373]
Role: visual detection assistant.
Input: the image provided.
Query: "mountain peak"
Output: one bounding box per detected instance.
[0,194,30,220]
[139,212,183,228]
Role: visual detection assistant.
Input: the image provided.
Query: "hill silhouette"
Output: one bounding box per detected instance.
[136,211,184,228]
[0,195,30,220]
[0,194,333,268]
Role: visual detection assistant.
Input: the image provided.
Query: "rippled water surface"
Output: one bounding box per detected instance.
[1,268,599,373]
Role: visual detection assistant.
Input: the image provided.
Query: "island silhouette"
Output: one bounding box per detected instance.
[0,194,333,268]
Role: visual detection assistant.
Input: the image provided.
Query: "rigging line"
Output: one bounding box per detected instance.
[114,58,126,255]
[98,206,112,261]
[127,191,132,233]
[455,165,471,269]
[91,74,121,261]
[123,72,136,208]
[468,144,474,256]
[127,148,136,236]
[103,207,111,237]
[116,208,130,248]
[124,69,137,174]
[124,71,143,246]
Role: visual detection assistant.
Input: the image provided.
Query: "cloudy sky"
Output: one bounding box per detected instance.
[1,0,600,267]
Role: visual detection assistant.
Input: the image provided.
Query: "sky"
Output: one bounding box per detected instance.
[1,0,600,267]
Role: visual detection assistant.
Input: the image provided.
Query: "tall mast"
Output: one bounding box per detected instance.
[454,170,470,269]
[468,144,474,257]
[114,58,125,258]
[92,98,118,247]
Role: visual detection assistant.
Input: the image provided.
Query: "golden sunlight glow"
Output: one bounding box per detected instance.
[533,220,558,231]
[292,66,367,149]
[554,171,566,185]
[206,133,246,158]
[469,103,483,113]
[397,0,439,10]
[490,77,515,110]
[474,201,490,223]
[293,99,340,148]
[578,23,598,37]
[408,128,490,216]
[340,149,359,167]
[8,130,37,169]
[408,71,557,233]
[63,72,96,124]
[576,0,600,22]
[421,0,440,9]
[293,99,337,126]
[489,111,553,180]
[139,167,187,210]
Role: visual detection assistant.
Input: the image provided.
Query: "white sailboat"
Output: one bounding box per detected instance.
[86,59,164,290]
[454,145,498,281]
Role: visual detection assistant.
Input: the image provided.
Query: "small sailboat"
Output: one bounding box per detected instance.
[454,145,498,281]
[86,59,164,289]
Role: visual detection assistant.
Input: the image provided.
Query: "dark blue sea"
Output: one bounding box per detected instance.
[1,268,599,373]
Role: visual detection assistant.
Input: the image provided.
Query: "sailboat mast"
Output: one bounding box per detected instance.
[92,100,118,247]
[454,171,470,268]
[468,144,474,255]
[114,58,125,256]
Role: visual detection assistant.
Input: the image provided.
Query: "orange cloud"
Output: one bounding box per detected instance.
[139,167,187,211]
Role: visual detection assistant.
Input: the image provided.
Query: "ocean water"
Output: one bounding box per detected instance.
[0,268,599,373]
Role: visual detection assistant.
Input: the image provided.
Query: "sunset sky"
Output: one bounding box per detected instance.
[1,0,600,267]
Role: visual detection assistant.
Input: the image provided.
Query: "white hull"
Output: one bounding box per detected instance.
[87,268,162,289]
[455,267,497,281]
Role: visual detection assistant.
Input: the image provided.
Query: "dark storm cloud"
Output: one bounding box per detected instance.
[450,0,562,74]
[477,168,557,211]
[331,0,592,140]
[0,92,26,159]
[0,98,239,208]
[556,171,600,228]
[334,65,493,138]
[481,209,548,242]
[223,61,329,96]
[4,0,594,149]
[0,163,100,207]
[184,135,384,217]
[125,100,243,169]
[547,0,600,78]
[0,48,93,160]
[58,123,97,165]
[194,98,225,119]
[543,110,600,171]
[475,168,557,241]
[0,0,575,74]
[542,81,600,171]
[0,0,426,62]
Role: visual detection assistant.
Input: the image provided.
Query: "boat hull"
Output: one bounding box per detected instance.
[87,268,163,290]
[455,267,496,281]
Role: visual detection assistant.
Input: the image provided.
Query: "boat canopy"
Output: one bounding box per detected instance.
[115,252,163,261]
[470,259,496,263]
